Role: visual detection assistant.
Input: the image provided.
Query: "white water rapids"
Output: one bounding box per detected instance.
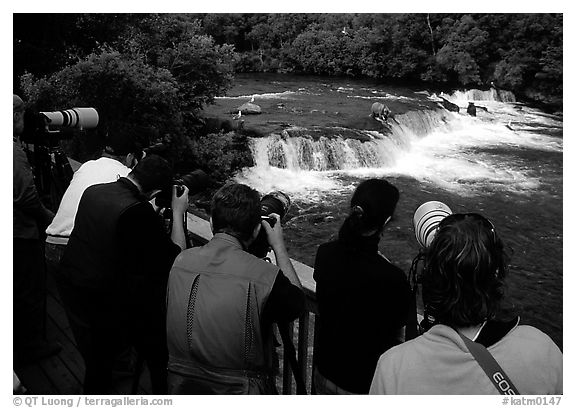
[234,89,563,202]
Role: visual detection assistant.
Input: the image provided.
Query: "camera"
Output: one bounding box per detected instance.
[21,107,99,145]
[155,170,213,209]
[413,201,453,248]
[406,200,452,339]
[19,107,99,211]
[248,191,291,258]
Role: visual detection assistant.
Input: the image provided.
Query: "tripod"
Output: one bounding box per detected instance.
[25,140,74,212]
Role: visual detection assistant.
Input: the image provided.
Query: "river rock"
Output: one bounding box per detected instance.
[236,102,262,115]
[440,97,459,112]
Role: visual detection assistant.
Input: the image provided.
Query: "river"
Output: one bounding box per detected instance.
[202,73,563,349]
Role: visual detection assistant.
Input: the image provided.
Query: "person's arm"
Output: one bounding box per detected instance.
[117,203,181,281]
[261,213,302,290]
[170,185,189,251]
[393,327,406,343]
[13,144,54,227]
[263,271,305,325]
[391,270,411,343]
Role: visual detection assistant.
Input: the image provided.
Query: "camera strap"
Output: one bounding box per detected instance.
[456,330,520,395]
[277,322,307,394]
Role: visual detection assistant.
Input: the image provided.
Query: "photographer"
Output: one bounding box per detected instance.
[13,94,60,365]
[59,154,188,394]
[165,182,305,394]
[313,178,411,394]
[369,213,562,394]
[45,128,143,274]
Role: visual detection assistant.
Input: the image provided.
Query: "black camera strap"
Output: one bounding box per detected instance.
[456,330,520,395]
[277,322,307,394]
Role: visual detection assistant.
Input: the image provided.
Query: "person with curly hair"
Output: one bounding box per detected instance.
[370,213,562,394]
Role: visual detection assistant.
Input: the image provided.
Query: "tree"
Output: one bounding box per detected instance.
[20,50,186,161]
[434,15,489,85]
[116,14,236,113]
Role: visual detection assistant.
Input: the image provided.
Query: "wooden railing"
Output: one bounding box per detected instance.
[186,212,319,394]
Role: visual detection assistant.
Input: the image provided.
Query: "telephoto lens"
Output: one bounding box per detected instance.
[41,108,99,130]
[260,191,291,222]
[413,201,452,248]
[248,191,291,258]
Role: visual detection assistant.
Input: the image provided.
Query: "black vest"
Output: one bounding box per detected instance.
[61,178,142,289]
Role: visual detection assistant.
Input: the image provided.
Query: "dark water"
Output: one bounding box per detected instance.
[204,73,563,349]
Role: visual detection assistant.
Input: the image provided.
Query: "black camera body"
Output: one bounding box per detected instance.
[260,215,276,228]
[154,169,212,210]
[248,191,291,258]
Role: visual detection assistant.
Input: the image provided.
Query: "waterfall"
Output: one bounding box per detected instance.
[446,88,516,103]
[249,108,455,171]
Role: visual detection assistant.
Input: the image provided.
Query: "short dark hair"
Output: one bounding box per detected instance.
[338,178,399,243]
[104,122,144,157]
[422,213,508,327]
[129,154,173,194]
[211,183,261,243]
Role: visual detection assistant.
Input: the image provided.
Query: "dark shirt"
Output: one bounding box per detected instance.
[13,141,53,239]
[313,238,411,394]
[263,270,305,327]
[62,178,180,305]
[117,201,182,323]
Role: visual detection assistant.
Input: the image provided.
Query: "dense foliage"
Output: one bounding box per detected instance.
[14,14,247,182]
[199,13,562,107]
[13,13,562,180]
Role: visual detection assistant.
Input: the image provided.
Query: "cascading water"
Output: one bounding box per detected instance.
[234,85,562,201]
[444,88,517,103]
[247,109,454,172]
[210,75,563,349]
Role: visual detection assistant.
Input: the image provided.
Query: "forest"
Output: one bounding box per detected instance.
[13,13,563,180]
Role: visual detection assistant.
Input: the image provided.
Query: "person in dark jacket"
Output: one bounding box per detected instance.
[13,94,61,365]
[313,178,411,394]
[59,154,189,394]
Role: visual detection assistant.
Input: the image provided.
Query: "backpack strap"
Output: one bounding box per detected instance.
[457,330,520,395]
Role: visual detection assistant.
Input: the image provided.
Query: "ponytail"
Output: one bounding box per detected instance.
[337,179,399,247]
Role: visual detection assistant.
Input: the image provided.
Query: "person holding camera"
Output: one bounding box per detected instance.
[165,182,305,394]
[369,213,562,394]
[13,94,61,365]
[312,178,411,394]
[45,129,143,276]
[59,154,189,394]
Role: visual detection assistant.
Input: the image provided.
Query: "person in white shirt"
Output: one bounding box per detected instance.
[45,131,143,266]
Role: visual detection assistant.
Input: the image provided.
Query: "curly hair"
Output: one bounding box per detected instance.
[422,213,509,327]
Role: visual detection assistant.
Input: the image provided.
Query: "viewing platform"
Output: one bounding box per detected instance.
[15,196,320,395]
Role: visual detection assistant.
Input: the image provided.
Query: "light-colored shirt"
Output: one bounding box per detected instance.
[46,157,130,243]
[369,323,562,395]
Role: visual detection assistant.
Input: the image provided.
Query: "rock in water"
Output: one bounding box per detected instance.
[237,102,262,115]
[439,97,459,112]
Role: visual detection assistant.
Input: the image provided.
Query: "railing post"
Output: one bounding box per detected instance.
[297,312,310,392]
[311,313,320,394]
[282,321,294,394]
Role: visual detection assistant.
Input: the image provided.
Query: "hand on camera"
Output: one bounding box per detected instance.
[171,185,189,216]
[260,213,285,251]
